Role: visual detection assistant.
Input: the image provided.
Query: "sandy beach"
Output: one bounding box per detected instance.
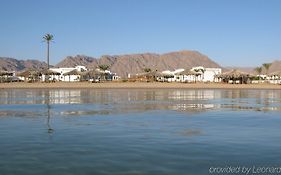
[0,82,280,90]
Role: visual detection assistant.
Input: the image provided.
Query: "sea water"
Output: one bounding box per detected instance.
[0,89,281,175]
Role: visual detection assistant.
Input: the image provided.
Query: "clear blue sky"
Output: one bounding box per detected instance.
[0,0,281,66]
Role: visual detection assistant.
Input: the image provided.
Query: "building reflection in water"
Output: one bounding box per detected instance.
[0,89,280,115]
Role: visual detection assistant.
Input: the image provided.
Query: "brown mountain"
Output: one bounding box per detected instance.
[56,50,222,77]
[226,60,281,74]
[2,52,280,78]
[56,55,97,68]
[224,67,255,73]
[0,57,48,71]
[268,60,281,73]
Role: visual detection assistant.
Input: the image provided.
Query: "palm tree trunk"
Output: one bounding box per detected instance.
[45,41,50,82]
[47,41,50,69]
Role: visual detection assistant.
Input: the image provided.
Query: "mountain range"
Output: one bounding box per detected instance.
[226,60,281,74]
[0,57,47,72]
[1,50,280,77]
[56,50,221,77]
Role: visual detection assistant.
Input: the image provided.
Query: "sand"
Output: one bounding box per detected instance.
[0,82,280,90]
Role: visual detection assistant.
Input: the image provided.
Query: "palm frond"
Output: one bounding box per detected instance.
[43,33,54,42]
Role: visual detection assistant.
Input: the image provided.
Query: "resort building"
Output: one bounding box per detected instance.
[267,71,281,84]
[42,66,87,82]
[91,69,120,81]
[0,71,16,82]
[160,69,185,82]
[41,66,120,82]
[200,67,222,82]
[158,67,222,83]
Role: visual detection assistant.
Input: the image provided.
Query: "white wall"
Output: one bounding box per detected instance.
[63,75,81,82]
[203,68,222,82]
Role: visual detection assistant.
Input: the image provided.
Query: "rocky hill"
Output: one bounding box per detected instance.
[0,57,48,71]
[56,55,97,68]
[56,50,222,77]
[224,67,255,73]
[268,60,281,73]
[227,60,281,74]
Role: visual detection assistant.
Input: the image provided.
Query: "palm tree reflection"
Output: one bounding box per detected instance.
[46,90,54,134]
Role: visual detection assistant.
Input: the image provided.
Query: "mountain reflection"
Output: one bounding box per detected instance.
[0,89,280,115]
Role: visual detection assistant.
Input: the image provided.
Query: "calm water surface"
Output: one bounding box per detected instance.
[0,89,281,175]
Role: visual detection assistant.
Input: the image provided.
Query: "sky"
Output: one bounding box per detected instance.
[0,0,281,66]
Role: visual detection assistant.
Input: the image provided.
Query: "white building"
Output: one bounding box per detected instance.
[158,67,222,83]
[202,68,222,82]
[159,69,185,82]
[42,66,87,82]
[191,66,221,82]
[93,68,120,81]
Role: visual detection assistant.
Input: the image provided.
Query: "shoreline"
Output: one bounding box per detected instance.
[0,82,280,90]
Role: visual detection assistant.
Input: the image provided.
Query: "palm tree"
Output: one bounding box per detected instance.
[144,68,151,73]
[98,64,109,71]
[98,65,109,81]
[43,34,54,69]
[193,67,205,82]
[254,66,263,82]
[262,63,272,75]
